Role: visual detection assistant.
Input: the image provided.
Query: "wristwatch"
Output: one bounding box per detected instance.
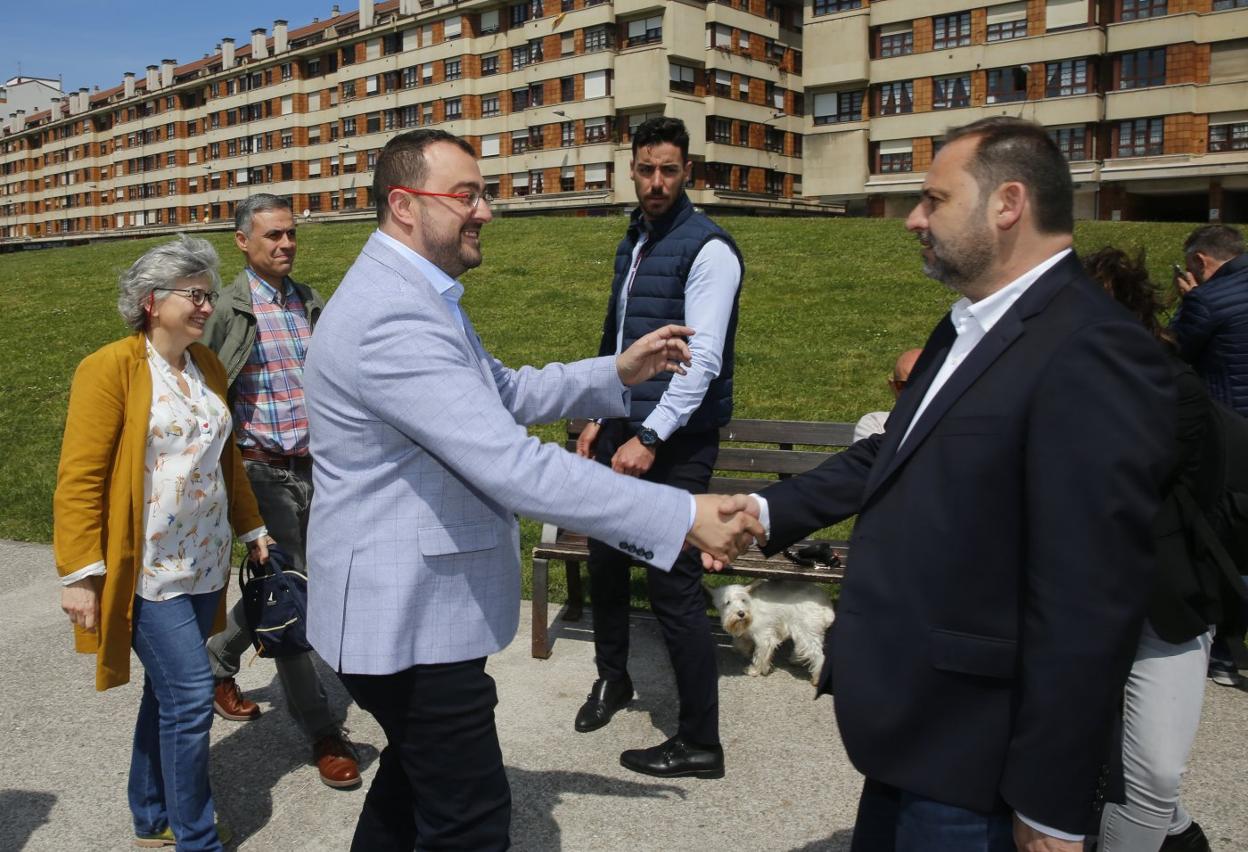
[637,426,662,448]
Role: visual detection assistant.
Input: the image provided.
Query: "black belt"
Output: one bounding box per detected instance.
[240,447,312,470]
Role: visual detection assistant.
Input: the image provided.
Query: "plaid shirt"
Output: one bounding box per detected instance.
[231,269,312,457]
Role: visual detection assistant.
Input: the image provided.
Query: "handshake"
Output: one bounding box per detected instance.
[686,494,764,571]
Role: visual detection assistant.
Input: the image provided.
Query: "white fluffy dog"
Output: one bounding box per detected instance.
[708,580,835,684]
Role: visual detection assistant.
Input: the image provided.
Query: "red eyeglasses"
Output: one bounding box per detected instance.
[388,184,494,211]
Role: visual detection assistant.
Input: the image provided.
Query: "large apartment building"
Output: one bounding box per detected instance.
[1,0,1247,250]
[808,0,1248,222]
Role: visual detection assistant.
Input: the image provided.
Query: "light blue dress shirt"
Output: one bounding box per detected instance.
[374,229,467,334]
[613,236,743,440]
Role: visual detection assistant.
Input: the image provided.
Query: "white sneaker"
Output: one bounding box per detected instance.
[1209,665,1244,688]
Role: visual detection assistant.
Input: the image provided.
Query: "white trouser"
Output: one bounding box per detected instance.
[1099,622,1212,852]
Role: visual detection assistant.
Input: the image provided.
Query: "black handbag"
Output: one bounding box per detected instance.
[238,544,312,658]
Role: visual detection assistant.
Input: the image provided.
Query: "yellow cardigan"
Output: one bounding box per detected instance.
[53,333,264,691]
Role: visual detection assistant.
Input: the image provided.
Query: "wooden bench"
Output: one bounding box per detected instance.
[530,418,856,658]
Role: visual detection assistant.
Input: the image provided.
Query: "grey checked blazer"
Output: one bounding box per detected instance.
[304,233,692,675]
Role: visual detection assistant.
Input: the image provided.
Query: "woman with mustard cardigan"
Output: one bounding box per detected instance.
[53,236,268,851]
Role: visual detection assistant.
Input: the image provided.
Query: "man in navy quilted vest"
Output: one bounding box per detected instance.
[573,116,744,779]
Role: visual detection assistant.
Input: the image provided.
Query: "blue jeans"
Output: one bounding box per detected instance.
[128,590,223,852]
[850,778,1015,852]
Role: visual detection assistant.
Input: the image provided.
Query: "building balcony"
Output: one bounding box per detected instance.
[804,8,868,87]
[1107,13,1198,53]
[665,2,710,63]
[615,46,671,110]
[1195,6,1248,44]
[706,1,780,39]
[1196,79,1248,115]
[807,116,869,136]
[802,125,868,197]
[703,94,782,122]
[1105,83,1194,121]
[614,0,665,18]
[868,0,977,27]
[871,27,1103,82]
[703,142,800,171]
[1099,150,1248,183]
[867,93,1102,140]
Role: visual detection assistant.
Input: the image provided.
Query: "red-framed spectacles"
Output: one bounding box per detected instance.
[388,184,493,211]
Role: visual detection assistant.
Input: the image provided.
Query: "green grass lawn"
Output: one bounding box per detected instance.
[0,215,1201,603]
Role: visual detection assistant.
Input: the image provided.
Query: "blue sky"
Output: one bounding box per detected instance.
[1,1,320,94]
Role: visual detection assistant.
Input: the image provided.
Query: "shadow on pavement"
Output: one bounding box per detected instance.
[787,829,855,851]
[0,789,57,851]
[207,664,378,848]
[508,766,687,852]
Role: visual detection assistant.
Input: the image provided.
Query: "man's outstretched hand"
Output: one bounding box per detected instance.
[688,493,765,569]
[616,324,693,386]
[575,420,601,459]
[699,494,762,570]
[1013,816,1083,852]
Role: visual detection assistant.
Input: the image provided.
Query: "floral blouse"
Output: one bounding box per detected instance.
[138,342,237,601]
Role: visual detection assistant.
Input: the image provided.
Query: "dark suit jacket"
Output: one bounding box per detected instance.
[760,253,1176,834]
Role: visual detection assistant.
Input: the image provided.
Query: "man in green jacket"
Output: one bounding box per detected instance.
[203,193,360,789]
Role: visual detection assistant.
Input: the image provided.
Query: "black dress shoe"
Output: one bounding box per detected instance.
[619,735,724,779]
[574,677,634,733]
[1160,821,1212,852]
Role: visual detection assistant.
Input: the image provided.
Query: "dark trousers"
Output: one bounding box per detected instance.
[850,778,1015,852]
[208,459,337,740]
[587,420,720,745]
[339,659,510,852]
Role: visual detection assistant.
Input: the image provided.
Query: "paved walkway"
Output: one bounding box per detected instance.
[2,538,1245,851]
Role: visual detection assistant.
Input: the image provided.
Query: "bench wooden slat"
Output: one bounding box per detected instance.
[567,417,856,450]
[719,419,856,446]
[714,446,833,475]
[706,477,780,495]
[726,563,846,583]
[551,475,816,495]
[535,537,846,581]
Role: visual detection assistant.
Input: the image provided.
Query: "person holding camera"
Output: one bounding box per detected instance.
[1169,224,1248,690]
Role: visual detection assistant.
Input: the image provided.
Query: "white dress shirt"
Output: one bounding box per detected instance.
[853,410,890,443]
[899,249,1071,447]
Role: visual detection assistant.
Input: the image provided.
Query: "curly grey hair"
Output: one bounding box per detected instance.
[117,235,222,331]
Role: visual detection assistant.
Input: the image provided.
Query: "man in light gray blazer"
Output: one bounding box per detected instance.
[304,129,761,852]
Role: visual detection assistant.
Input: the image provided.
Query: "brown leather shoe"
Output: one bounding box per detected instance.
[313,733,361,789]
[212,677,260,721]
